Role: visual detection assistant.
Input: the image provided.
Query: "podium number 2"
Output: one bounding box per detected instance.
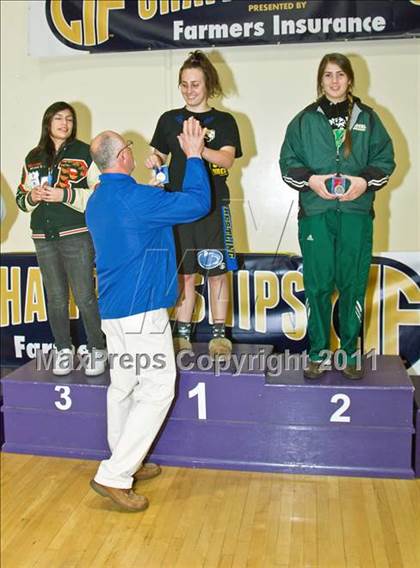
[329,393,351,423]
[188,382,207,420]
[54,385,72,411]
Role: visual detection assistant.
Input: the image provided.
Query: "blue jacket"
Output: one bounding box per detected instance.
[86,157,210,319]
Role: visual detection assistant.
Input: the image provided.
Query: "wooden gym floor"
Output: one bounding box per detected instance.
[1,453,419,567]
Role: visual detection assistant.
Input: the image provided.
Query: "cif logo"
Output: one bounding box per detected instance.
[47,0,125,47]
[46,0,220,48]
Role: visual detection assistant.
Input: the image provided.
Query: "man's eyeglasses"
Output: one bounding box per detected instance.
[116,140,133,159]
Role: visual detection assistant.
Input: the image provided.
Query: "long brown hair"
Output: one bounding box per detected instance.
[178,50,224,99]
[32,101,77,167]
[317,53,355,158]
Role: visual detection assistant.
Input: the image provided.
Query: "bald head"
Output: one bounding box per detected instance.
[90,130,125,172]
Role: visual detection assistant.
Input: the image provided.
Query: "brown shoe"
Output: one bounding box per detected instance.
[209,337,232,360]
[303,360,326,380]
[133,462,161,482]
[342,365,364,380]
[90,479,149,512]
[173,336,192,354]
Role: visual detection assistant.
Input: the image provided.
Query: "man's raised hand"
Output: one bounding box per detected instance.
[177,116,204,159]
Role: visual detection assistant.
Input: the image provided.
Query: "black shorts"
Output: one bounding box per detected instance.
[174,204,237,276]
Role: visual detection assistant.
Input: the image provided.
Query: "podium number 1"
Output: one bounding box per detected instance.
[54,385,72,411]
[188,382,207,420]
[329,393,351,423]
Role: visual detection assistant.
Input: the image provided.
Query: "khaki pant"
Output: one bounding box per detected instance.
[94,308,175,489]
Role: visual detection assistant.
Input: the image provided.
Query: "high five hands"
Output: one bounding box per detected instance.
[177,116,205,158]
[145,117,204,187]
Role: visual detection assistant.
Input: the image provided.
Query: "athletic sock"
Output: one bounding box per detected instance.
[212,323,226,339]
[174,321,192,341]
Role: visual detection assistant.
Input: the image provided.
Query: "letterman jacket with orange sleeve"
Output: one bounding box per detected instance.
[16,138,100,240]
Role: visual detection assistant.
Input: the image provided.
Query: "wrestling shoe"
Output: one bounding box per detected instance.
[173,336,192,354]
[209,337,232,360]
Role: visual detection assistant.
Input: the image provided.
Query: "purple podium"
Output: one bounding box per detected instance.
[1,346,415,479]
[412,376,420,477]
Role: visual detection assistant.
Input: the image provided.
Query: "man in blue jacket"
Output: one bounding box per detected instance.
[86,117,210,511]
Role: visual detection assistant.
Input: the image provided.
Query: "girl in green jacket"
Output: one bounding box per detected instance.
[280,53,395,380]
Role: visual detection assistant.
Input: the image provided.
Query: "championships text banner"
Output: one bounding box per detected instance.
[31,0,420,55]
[1,252,419,372]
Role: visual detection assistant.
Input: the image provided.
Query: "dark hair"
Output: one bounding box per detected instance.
[178,50,224,99]
[317,53,355,158]
[33,101,77,167]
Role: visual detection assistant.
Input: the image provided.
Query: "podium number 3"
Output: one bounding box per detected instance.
[54,385,72,411]
[330,393,351,423]
[188,382,207,420]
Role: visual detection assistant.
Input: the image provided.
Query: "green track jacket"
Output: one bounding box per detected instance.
[279,98,395,216]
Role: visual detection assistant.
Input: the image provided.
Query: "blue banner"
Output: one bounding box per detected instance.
[42,1,420,54]
[1,252,419,370]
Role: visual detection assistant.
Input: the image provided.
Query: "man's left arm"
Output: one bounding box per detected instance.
[133,157,211,227]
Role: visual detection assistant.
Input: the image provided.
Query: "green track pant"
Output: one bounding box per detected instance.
[298,210,373,364]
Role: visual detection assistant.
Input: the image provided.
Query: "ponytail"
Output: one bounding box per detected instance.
[343,92,354,158]
[178,50,224,99]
